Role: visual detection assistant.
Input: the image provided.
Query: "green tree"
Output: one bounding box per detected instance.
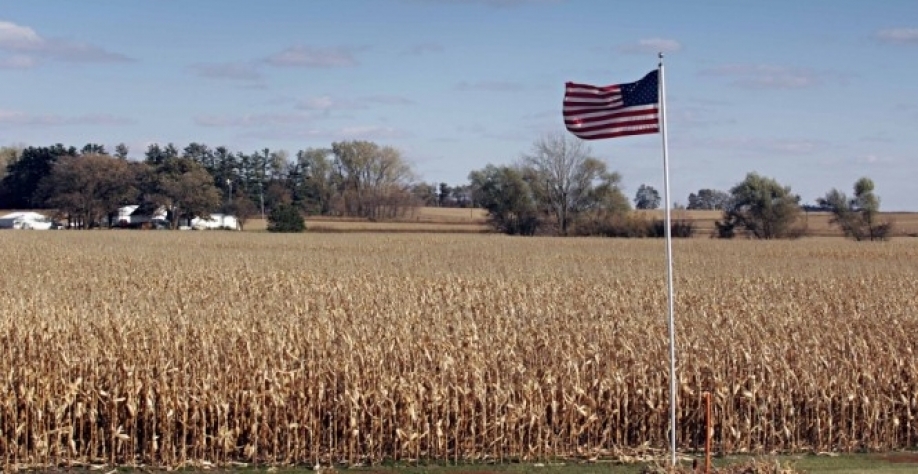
[81,143,108,155]
[293,148,336,215]
[817,177,892,241]
[438,182,452,206]
[141,157,221,229]
[688,188,731,210]
[264,181,293,210]
[267,204,305,233]
[717,172,802,239]
[183,142,215,171]
[213,146,239,203]
[634,184,661,210]
[144,143,179,166]
[0,144,78,209]
[451,184,474,207]
[411,183,439,207]
[114,143,130,160]
[469,165,540,235]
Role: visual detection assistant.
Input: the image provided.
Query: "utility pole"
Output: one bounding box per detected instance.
[226,178,233,208]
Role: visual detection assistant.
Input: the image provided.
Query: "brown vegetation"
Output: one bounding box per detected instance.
[635,210,918,238]
[1,233,917,470]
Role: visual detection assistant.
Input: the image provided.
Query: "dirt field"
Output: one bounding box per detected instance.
[240,207,918,237]
[635,209,918,238]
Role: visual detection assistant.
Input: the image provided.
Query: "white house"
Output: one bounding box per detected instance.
[116,205,139,225]
[0,211,54,230]
[117,205,168,226]
[190,213,240,230]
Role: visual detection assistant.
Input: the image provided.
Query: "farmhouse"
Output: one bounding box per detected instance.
[0,211,54,230]
[117,204,168,227]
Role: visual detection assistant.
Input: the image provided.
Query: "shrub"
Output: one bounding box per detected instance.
[818,178,894,241]
[267,204,305,233]
[719,172,801,239]
[572,214,695,238]
[650,219,696,238]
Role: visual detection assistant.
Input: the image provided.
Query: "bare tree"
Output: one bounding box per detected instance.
[522,131,622,235]
[0,145,23,183]
[228,195,258,230]
[331,140,415,219]
[293,148,336,215]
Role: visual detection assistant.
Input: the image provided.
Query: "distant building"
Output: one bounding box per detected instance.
[117,204,168,227]
[0,211,54,230]
[191,214,240,230]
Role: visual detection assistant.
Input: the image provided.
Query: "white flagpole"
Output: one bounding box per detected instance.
[658,52,678,468]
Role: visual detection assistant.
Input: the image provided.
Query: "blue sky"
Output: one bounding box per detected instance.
[1,0,916,210]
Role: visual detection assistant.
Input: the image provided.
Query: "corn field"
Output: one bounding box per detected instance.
[1,232,916,469]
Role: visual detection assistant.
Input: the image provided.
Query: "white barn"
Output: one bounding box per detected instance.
[0,211,54,230]
[190,214,240,230]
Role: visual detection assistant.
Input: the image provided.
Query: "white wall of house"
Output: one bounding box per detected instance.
[116,205,139,224]
[0,212,54,230]
[117,205,167,225]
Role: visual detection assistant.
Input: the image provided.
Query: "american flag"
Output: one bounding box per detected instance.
[563,70,660,140]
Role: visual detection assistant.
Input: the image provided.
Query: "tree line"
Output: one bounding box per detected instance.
[0,132,893,239]
[464,133,893,240]
[0,141,423,229]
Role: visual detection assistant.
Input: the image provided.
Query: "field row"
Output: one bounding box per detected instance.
[1,233,916,468]
[248,208,918,237]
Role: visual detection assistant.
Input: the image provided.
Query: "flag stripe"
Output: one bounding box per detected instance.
[563,71,659,141]
[575,128,660,140]
[564,117,659,133]
[563,103,658,119]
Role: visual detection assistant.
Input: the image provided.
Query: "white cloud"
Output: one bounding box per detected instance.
[763,139,824,154]
[365,95,415,106]
[295,96,362,112]
[333,125,409,139]
[701,64,831,89]
[455,80,525,92]
[0,54,35,69]
[240,125,410,141]
[617,38,682,54]
[876,28,918,44]
[295,95,414,111]
[0,20,132,64]
[681,136,831,155]
[0,21,41,47]
[0,110,135,127]
[265,45,359,68]
[194,113,314,128]
[189,61,263,81]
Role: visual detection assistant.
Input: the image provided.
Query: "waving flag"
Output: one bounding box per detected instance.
[563,70,660,140]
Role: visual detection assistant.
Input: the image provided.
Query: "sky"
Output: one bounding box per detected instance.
[1,0,916,210]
